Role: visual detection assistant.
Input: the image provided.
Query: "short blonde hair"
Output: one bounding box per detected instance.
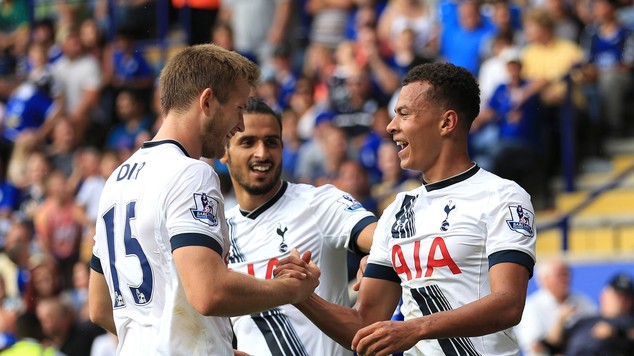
[159,44,260,116]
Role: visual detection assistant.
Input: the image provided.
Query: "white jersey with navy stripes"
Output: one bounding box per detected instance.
[91,140,233,355]
[367,165,537,356]
[227,181,376,356]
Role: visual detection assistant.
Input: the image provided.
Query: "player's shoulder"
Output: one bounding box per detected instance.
[293,182,361,204]
[473,167,530,198]
[225,202,241,219]
[283,181,335,199]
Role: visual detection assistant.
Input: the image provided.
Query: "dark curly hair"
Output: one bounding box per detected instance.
[402,63,480,130]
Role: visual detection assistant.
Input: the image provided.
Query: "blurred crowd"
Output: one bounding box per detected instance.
[0,0,633,354]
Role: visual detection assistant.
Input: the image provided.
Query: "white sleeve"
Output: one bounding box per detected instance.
[485,182,537,262]
[164,162,227,253]
[309,185,375,251]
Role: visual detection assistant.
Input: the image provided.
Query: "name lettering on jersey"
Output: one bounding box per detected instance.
[337,195,363,211]
[440,200,456,231]
[116,162,146,181]
[391,194,418,239]
[190,193,219,226]
[392,238,461,281]
[276,223,289,253]
[506,205,535,237]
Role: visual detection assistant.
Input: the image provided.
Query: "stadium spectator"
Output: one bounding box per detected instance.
[439,0,496,75]
[219,0,292,77]
[51,27,102,146]
[36,296,103,355]
[544,272,634,355]
[34,170,83,288]
[104,88,154,157]
[515,258,597,356]
[0,311,59,356]
[520,7,584,183]
[580,0,634,138]
[376,0,437,58]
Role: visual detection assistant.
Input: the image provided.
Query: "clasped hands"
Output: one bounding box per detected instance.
[273,249,321,304]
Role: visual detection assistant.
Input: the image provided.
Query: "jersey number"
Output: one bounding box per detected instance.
[103,202,154,308]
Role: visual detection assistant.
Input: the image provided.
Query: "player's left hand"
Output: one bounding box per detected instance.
[233,350,251,356]
[274,248,320,280]
[352,320,418,356]
[352,256,368,291]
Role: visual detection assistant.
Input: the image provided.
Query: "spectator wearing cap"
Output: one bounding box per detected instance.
[545,272,634,355]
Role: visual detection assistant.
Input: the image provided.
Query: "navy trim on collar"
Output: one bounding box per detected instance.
[423,164,480,192]
[240,181,289,219]
[142,140,191,158]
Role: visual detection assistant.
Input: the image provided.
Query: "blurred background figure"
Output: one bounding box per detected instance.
[35,296,103,355]
[544,272,634,355]
[0,311,59,356]
[580,0,634,139]
[515,258,597,356]
[219,0,292,77]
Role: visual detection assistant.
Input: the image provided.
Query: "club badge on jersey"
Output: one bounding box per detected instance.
[275,222,289,253]
[190,193,219,226]
[506,205,535,237]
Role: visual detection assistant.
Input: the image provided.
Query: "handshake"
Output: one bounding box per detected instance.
[273,248,322,304]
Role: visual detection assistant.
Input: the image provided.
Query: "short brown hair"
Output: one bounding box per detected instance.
[524,8,554,32]
[159,44,260,116]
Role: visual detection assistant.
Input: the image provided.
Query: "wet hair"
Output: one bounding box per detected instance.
[159,44,260,116]
[244,97,282,131]
[402,63,480,129]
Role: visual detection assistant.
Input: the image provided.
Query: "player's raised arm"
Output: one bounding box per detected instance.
[174,246,319,316]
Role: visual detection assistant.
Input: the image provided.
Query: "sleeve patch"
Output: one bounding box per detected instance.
[505,205,535,237]
[337,195,364,211]
[190,192,219,226]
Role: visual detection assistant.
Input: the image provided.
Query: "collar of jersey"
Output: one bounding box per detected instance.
[142,140,190,157]
[240,181,288,219]
[423,163,479,192]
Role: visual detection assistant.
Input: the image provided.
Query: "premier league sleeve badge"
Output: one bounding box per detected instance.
[190,192,219,226]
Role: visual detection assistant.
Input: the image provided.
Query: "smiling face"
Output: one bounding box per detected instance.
[223,112,283,199]
[387,82,444,173]
[201,79,250,159]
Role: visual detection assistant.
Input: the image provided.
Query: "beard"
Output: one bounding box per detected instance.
[228,156,283,196]
[241,176,279,196]
[201,109,227,159]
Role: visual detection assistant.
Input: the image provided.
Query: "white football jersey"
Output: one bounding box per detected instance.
[91,140,233,356]
[367,165,537,356]
[227,181,376,356]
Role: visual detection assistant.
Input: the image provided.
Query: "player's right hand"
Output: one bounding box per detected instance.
[275,249,321,303]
